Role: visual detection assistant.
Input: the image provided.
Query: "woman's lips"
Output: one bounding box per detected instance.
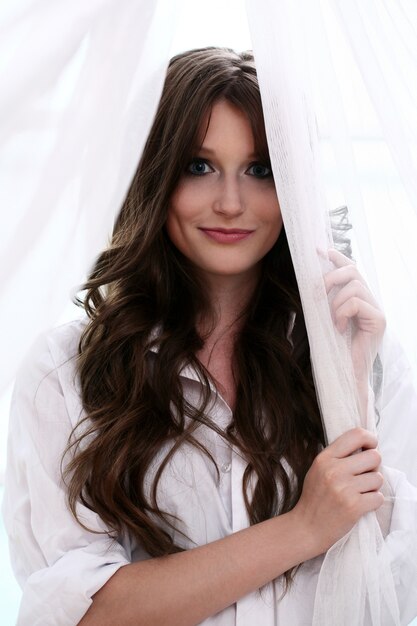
[199,228,254,243]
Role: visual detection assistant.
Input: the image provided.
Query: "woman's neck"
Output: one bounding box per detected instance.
[195,270,259,410]
[198,269,259,337]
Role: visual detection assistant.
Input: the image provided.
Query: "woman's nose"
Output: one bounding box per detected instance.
[212,176,245,218]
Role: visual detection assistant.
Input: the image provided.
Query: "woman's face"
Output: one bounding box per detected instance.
[166,99,282,285]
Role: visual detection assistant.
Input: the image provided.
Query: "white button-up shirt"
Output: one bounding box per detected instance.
[3,318,417,625]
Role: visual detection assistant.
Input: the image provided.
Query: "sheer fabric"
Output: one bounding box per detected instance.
[0,0,178,394]
[246,0,417,623]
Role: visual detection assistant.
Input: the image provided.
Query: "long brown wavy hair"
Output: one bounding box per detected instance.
[63,47,326,589]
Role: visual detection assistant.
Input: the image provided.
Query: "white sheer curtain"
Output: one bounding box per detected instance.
[246,0,417,623]
[0,0,178,396]
[321,0,417,376]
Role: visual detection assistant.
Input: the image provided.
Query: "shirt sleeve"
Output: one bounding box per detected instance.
[2,326,131,626]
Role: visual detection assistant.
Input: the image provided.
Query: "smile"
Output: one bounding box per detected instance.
[199,228,254,243]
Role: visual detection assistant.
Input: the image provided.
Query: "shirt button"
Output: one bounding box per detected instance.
[221,462,231,473]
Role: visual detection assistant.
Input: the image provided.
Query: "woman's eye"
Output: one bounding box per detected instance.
[186,159,213,176]
[247,163,272,178]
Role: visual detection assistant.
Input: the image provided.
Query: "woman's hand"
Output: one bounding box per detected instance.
[324,249,386,384]
[291,427,384,554]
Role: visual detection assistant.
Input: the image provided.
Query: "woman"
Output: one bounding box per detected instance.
[4,47,390,625]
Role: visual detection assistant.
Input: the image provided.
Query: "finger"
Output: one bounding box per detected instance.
[328,248,355,268]
[353,471,384,494]
[358,490,385,514]
[324,265,367,294]
[342,448,382,475]
[331,280,376,312]
[334,298,385,334]
[325,427,378,459]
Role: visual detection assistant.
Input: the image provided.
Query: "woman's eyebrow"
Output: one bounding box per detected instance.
[195,146,259,159]
[196,146,216,155]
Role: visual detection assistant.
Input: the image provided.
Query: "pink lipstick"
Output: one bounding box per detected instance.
[199,228,254,243]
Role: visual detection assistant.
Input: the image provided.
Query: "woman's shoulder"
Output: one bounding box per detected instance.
[13,316,89,428]
[44,316,88,368]
[21,316,87,370]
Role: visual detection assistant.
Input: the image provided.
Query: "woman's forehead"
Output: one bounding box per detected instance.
[191,98,266,157]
